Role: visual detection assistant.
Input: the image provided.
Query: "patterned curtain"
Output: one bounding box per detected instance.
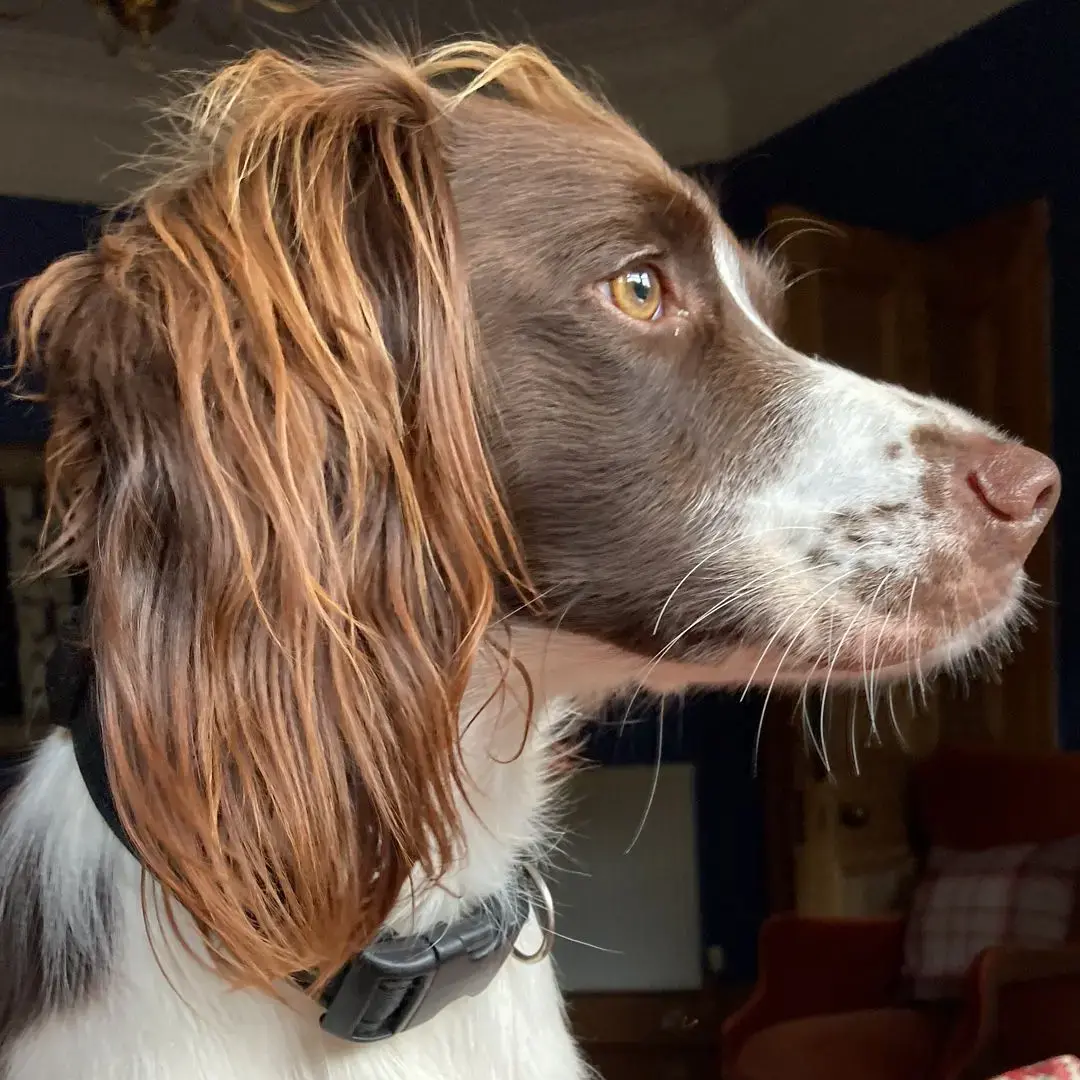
[2,483,74,737]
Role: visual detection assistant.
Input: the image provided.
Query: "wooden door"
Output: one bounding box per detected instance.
[921,205,1055,749]
[759,203,1054,916]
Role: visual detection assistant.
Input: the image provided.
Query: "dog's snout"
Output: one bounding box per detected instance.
[956,436,1059,550]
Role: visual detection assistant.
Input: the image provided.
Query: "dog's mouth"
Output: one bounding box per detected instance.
[646,574,1028,697]
[768,602,1021,690]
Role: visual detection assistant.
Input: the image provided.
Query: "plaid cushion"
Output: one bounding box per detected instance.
[903,836,1080,1000]
[993,1057,1080,1079]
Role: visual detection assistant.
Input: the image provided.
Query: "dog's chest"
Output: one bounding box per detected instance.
[7,701,585,1080]
[10,951,584,1080]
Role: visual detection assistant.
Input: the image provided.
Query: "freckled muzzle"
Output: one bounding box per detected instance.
[703,364,1063,684]
[831,430,1062,675]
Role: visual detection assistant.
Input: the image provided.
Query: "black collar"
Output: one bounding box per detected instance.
[44,610,531,1043]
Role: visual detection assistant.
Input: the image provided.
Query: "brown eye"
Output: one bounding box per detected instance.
[607,265,663,321]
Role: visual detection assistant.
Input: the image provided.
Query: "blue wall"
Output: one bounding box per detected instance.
[0,195,100,441]
[708,0,1080,749]
[0,197,99,720]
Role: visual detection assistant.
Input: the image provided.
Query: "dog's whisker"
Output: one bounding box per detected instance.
[902,577,919,717]
[493,584,559,625]
[868,603,893,723]
[653,524,821,633]
[848,692,862,767]
[783,267,826,292]
[545,929,622,955]
[750,572,855,775]
[740,565,856,702]
[622,560,813,733]
[817,601,861,773]
[788,643,828,772]
[623,696,664,856]
[886,684,908,750]
[822,605,864,774]
[861,572,894,746]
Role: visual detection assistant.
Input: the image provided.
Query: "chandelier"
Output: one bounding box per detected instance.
[0,1,328,62]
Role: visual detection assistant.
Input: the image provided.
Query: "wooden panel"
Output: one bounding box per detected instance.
[582,1046,714,1080]
[761,203,1054,916]
[0,443,45,486]
[768,205,931,389]
[758,699,798,913]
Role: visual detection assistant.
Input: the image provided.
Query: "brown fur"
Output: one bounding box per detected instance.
[9,37,1054,1015]
[7,44,585,992]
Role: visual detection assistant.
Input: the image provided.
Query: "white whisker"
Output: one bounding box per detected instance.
[860,572,894,740]
[848,692,861,772]
[621,559,811,733]
[740,566,855,702]
[546,929,623,955]
[623,696,664,856]
[887,683,907,751]
[868,604,892,731]
[751,574,854,773]
[653,524,820,633]
[818,606,859,774]
[902,577,919,722]
[798,650,829,771]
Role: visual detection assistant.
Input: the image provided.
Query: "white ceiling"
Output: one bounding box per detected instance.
[5,0,752,55]
[0,0,1021,204]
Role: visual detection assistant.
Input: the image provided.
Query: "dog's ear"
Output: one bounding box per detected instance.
[11,46,523,989]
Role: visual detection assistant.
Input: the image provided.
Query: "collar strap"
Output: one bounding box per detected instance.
[44,610,537,1044]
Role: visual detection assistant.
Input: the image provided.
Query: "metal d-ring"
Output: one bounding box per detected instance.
[513,863,556,965]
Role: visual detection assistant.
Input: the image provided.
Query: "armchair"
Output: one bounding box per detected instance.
[722,746,1080,1080]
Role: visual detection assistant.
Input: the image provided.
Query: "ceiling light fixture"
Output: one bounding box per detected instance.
[0,0,327,65]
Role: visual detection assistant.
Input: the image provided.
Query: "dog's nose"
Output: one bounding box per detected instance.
[957,437,1059,555]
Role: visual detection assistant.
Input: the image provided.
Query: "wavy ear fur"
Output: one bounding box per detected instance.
[10,44,531,990]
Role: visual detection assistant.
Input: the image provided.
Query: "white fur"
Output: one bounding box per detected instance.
[712,230,781,343]
[740,355,1023,677]
[0,629,662,1080]
[748,358,963,549]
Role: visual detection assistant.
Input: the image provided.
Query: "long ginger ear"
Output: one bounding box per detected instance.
[10,45,523,989]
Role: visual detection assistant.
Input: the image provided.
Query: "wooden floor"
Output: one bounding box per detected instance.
[569,987,748,1080]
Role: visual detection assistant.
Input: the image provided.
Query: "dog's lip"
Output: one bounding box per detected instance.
[756,590,1022,686]
[648,590,1023,693]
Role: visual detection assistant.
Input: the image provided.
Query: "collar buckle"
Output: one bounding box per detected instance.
[317,890,530,1043]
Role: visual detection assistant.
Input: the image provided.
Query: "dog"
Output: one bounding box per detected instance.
[0,39,1059,1080]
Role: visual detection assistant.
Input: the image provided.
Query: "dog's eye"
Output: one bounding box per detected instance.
[606,265,663,321]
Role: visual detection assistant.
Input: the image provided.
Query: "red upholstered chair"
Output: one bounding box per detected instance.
[722,746,1080,1080]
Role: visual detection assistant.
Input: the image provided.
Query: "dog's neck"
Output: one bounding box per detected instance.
[386,625,648,933]
[0,626,631,1079]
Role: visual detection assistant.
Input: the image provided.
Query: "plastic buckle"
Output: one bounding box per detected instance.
[319,898,525,1043]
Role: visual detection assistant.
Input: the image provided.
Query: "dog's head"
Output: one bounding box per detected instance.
[451,97,1057,692]
[11,42,1057,988]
